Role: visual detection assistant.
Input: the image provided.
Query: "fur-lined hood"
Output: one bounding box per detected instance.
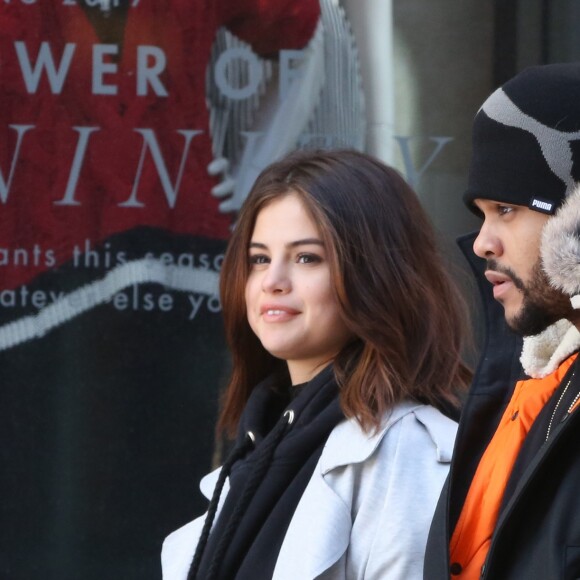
[521,185,580,378]
[542,185,580,300]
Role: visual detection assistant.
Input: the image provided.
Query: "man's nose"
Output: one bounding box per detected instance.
[473,223,502,259]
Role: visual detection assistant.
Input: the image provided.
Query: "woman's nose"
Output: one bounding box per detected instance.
[261,262,291,294]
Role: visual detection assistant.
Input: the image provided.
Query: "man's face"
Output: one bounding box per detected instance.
[473,199,572,336]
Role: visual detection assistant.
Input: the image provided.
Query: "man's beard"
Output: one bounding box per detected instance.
[488,258,573,337]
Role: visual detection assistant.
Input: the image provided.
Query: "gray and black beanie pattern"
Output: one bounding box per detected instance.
[464,62,580,216]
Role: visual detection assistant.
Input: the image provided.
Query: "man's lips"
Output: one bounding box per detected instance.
[485,270,515,300]
[259,304,300,321]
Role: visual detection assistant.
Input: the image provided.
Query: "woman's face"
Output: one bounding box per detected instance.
[245,192,352,384]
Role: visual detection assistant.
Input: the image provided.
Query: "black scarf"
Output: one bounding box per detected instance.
[190,364,344,579]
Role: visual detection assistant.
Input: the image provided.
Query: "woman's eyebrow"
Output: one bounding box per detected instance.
[248,238,324,250]
[288,238,324,248]
[248,242,267,249]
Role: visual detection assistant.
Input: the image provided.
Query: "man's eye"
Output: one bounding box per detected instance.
[297,253,322,264]
[497,205,514,216]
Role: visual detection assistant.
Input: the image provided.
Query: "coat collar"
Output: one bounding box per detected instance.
[273,402,456,579]
[319,400,455,474]
[520,319,580,378]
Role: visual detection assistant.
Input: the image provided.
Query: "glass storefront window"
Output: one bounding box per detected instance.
[0,1,577,577]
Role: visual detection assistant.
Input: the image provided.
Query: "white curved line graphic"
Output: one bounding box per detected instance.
[0,258,220,352]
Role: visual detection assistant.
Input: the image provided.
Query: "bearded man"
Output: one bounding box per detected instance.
[425,63,580,579]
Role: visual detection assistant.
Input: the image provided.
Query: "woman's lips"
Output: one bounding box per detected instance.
[260,304,300,322]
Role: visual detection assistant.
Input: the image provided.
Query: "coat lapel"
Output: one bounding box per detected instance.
[161,467,226,580]
[273,402,423,579]
[272,465,352,579]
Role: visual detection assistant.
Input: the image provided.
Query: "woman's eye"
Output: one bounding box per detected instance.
[249,254,269,265]
[297,253,322,264]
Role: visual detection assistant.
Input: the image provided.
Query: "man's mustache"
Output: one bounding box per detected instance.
[487,259,526,291]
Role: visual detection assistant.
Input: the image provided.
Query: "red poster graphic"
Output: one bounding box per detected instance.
[0,2,327,578]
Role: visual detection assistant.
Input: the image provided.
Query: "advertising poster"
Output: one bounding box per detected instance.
[0,1,365,578]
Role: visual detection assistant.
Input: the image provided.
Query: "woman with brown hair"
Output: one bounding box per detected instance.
[162,149,471,579]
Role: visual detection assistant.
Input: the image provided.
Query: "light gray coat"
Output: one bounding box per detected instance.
[162,401,457,579]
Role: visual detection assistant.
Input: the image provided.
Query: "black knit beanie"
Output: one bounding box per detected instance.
[464,62,580,216]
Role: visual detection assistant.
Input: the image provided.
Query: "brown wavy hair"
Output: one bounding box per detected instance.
[218,149,471,435]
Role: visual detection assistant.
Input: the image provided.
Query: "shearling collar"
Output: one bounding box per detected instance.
[520,320,580,378]
[521,185,580,378]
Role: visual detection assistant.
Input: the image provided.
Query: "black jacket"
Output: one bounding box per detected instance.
[424,233,580,580]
